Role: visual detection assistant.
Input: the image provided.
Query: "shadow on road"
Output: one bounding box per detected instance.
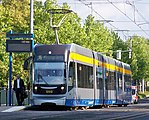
[24,105,70,111]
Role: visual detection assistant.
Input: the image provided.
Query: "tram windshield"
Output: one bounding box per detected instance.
[34,62,65,85]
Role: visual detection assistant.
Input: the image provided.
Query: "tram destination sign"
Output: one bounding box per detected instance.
[6,40,33,52]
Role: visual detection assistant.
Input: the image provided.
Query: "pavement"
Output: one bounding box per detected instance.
[0,105,28,112]
[0,97,148,112]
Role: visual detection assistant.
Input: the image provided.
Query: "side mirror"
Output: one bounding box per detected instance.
[23,56,32,70]
[24,60,29,70]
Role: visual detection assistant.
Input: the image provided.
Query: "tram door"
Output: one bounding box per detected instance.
[117,62,123,104]
[108,58,117,105]
[96,54,104,105]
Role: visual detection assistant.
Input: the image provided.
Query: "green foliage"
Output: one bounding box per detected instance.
[0,0,30,86]
[138,91,149,99]
[83,15,114,52]
[111,32,128,60]
[130,36,149,82]
[0,0,149,87]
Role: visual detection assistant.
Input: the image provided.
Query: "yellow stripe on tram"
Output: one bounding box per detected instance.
[70,52,94,65]
[70,52,131,75]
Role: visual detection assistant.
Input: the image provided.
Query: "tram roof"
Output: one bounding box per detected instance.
[34,43,93,58]
[70,43,93,58]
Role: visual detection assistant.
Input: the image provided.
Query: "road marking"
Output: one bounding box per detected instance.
[1,106,26,112]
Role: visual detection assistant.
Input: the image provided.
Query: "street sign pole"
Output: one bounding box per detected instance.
[6,1,34,105]
[9,53,12,106]
[6,31,34,106]
[30,0,33,35]
[9,30,13,106]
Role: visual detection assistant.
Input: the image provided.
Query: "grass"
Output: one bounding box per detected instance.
[138,91,149,99]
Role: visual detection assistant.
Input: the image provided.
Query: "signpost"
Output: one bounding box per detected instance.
[8,31,13,106]
[6,31,34,106]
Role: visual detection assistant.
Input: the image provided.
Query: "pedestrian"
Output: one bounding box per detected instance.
[13,74,25,106]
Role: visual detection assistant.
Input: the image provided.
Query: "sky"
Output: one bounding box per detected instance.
[56,0,149,40]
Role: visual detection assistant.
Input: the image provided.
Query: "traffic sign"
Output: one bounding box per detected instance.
[6,40,33,52]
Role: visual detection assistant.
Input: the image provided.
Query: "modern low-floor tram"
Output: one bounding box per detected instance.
[24,43,132,109]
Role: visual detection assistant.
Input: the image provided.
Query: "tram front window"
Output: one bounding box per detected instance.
[34,62,65,85]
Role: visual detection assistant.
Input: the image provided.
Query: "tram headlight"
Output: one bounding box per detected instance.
[33,85,38,93]
[61,86,65,90]
[34,86,38,93]
[34,86,38,90]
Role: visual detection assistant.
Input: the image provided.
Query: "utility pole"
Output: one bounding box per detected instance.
[30,0,33,35]
[142,79,145,93]
[8,30,13,106]
[129,37,132,59]
[90,2,93,16]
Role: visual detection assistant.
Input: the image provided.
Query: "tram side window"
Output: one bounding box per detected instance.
[97,66,103,89]
[68,62,75,87]
[112,71,116,90]
[124,75,131,92]
[118,73,123,90]
[77,63,93,88]
[106,71,116,90]
[105,69,108,90]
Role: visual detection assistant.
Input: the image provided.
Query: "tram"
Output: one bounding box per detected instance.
[24,43,132,108]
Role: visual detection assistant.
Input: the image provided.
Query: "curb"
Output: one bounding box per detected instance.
[1,106,27,112]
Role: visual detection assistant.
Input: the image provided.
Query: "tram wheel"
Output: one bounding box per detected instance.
[118,104,122,107]
[124,104,127,107]
[81,106,89,110]
[70,107,78,111]
[105,105,110,108]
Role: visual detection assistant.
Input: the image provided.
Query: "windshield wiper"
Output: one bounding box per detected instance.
[38,74,50,86]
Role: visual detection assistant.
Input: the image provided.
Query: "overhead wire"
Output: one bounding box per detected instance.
[75,0,149,4]
[84,0,149,35]
[77,1,149,24]
[106,0,149,37]
[58,0,149,38]
[132,5,149,26]
[77,0,129,39]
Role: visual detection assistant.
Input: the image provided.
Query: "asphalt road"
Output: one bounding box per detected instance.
[1,98,149,120]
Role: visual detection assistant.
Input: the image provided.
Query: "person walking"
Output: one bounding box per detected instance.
[13,74,25,106]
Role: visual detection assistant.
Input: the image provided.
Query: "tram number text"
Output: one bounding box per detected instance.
[46,90,53,94]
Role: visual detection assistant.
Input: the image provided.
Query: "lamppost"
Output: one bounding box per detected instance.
[30,0,46,34]
[128,36,132,59]
[30,0,33,35]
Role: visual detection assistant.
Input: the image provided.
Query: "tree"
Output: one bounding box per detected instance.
[129,36,149,85]
[0,0,30,86]
[111,32,128,60]
[1,0,149,89]
[83,15,114,53]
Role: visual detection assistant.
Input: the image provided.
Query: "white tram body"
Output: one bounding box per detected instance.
[25,43,132,107]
